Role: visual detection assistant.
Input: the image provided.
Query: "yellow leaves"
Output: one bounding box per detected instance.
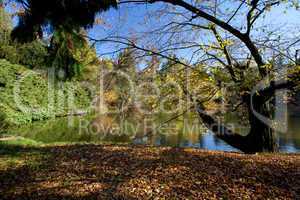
[262,63,273,70]
[222,39,234,47]
[288,65,300,76]
[104,90,118,104]
[208,23,215,30]
[72,43,97,65]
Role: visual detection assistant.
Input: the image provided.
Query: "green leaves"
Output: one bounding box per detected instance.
[18,40,48,69]
[0,59,92,126]
[0,6,12,33]
[49,28,97,79]
[0,7,49,69]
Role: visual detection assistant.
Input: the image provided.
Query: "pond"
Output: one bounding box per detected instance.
[1,112,300,153]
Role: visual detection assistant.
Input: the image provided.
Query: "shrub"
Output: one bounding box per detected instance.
[0,59,92,126]
[18,40,48,69]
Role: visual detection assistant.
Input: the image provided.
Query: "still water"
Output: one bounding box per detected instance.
[2,113,300,153]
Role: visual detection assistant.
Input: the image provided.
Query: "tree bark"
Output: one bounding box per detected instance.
[245,99,277,152]
[194,92,278,153]
[195,104,249,152]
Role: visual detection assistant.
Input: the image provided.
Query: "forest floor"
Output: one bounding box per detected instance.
[0,143,299,200]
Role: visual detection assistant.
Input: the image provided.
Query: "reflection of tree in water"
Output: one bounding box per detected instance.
[277,113,300,151]
[198,134,205,149]
[177,131,184,147]
[278,92,300,151]
[293,139,300,150]
[156,134,167,146]
[213,135,221,146]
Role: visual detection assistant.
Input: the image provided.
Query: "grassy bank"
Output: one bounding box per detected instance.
[0,140,299,200]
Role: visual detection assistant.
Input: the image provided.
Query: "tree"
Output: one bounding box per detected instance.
[112,0,300,153]
[18,39,48,68]
[0,3,48,68]
[0,4,17,62]
[11,0,118,42]
[48,28,89,79]
[104,49,138,122]
[9,0,117,78]
[0,3,12,43]
[10,0,300,152]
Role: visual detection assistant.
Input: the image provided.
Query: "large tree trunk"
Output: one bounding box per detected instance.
[195,96,278,153]
[244,98,277,153]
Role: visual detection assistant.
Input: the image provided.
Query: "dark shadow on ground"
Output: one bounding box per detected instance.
[0,144,299,199]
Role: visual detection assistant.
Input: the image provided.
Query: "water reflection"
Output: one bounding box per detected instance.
[144,132,240,152]
[2,113,299,153]
[278,116,300,152]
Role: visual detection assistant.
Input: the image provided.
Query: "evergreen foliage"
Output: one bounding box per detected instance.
[0,6,49,68]
[18,40,48,69]
[49,28,98,79]
[0,59,92,126]
[0,4,100,78]
[11,0,118,42]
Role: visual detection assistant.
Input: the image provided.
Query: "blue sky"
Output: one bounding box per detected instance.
[86,2,300,60]
[5,1,300,61]
[88,3,169,58]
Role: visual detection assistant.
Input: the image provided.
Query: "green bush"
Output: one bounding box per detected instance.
[0,40,49,68]
[0,59,92,126]
[0,44,20,64]
[0,6,48,69]
[18,40,48,69]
